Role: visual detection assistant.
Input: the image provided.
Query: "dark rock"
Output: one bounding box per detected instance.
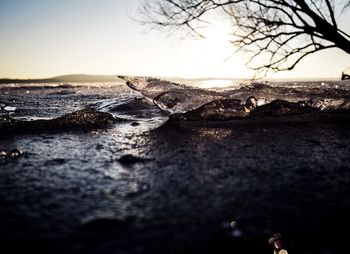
[0,108,122,135]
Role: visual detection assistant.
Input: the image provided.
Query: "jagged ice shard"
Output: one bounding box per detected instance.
[119,76,350,121]
[118,76,225,114]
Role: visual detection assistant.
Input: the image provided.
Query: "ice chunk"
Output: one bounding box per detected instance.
[118,76,223,114]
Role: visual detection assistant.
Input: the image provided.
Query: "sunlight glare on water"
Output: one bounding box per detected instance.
[195,79,239,89]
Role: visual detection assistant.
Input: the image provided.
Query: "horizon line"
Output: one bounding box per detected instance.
[0,73,343,81]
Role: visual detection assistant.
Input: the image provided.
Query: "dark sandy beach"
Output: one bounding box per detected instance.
[1,82,350,254]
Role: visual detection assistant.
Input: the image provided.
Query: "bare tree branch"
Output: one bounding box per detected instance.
[138,0,350,77]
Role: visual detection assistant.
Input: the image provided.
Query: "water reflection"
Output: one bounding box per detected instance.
[196,79,239,89]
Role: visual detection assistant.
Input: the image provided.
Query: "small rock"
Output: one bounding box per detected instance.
[131,122,140,126]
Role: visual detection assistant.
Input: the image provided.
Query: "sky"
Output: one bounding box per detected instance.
[0,0,350,80]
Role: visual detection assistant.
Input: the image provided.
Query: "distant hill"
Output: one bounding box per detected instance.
[0,74,341,84]
[0,74,122,84]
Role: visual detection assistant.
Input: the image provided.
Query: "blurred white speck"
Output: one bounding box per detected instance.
[230,220,237,229]
[274,239,282,249]
[268,237,275,245]
[4,106,16,112]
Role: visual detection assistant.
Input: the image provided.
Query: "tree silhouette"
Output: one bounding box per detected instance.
[139,0,350,77]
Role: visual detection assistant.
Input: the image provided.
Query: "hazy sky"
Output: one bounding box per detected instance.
[1,0,350,79]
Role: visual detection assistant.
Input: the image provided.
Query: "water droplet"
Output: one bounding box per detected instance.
[245,96,257,109]
[230,220,237,229]
[8,149,23,158]
[274,239,282,249]
[0,150,7,158]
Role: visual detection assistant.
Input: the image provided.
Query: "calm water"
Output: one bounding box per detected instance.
[1,79,350,254]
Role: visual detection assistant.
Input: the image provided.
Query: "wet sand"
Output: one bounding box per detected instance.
[1,83,350,254]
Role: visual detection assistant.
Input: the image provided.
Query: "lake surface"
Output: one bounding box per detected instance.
[1,80,350,254]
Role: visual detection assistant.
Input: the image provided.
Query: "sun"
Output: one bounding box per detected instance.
[200,22,234,63]
[187,20,252,81]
